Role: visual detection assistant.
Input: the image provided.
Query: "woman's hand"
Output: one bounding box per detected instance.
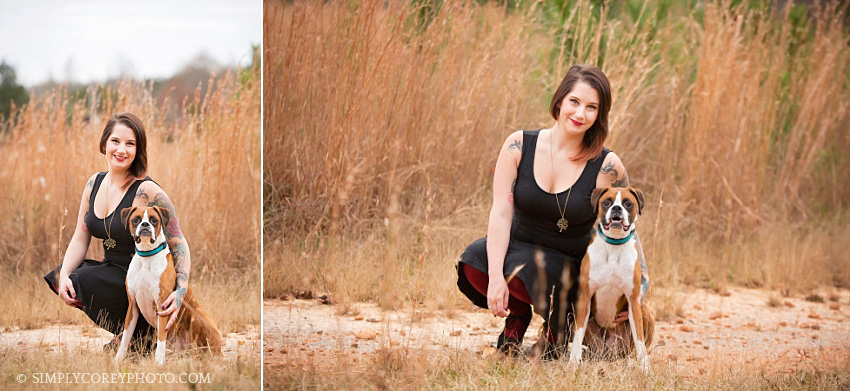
[156,287,186,331]
[487,276,510,317]
[57,275,82,307]
[616,310,629,324]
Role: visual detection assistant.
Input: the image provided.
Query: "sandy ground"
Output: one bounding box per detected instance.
[264,287,850,373]
[0,323,261,361]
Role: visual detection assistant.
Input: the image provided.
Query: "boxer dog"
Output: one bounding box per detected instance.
[568,186,651,371]
[114,206,222,364]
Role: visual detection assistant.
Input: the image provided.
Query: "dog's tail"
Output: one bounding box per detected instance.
[182,292,224,354]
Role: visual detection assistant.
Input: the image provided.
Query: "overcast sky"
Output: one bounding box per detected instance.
[0,0,261,87]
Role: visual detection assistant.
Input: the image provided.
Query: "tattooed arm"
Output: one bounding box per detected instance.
[134,181,191,330]
[485,130,522,317]
[597,153,651,308]
[57,173,98,307]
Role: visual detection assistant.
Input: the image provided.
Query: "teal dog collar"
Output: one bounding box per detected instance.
[135,242,168,257]
[597,223,635,245]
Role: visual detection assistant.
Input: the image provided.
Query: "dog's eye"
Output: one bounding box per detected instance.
[150,217,158,225]
[602,200,612,207]
[624,200,633,208]
[132,217,140,224]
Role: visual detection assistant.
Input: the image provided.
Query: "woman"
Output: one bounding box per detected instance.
[44,112,193,352]
[456,65,652,358]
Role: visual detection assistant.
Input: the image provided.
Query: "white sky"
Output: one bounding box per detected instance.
[0,0,261,87]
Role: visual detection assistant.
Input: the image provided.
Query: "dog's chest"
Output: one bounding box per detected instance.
[126,254,168,325]
[586,237,637,293]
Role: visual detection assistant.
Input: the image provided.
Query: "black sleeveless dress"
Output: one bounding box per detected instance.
[44,172,155,338]
[457,130,610,329]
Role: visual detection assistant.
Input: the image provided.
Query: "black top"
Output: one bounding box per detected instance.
[86,172,152,265]
[511,129,609,259]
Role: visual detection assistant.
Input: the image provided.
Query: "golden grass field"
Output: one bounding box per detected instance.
[264,0,850,389]
[0,55,262,388]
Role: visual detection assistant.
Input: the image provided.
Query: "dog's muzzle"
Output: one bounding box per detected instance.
[135,225,154,244]
[604,207,630,231]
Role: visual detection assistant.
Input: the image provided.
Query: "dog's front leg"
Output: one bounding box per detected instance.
[626,294,649,372]
[154,303,169,365]
[114,295,139,363]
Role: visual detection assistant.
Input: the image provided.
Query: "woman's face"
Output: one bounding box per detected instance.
[104,123,136,171]
[557,80,599,135]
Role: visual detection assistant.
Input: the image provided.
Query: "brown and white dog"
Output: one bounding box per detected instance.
[568,186,651,370]
[113,206,222,365]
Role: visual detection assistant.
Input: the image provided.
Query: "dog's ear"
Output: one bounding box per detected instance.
[628,187,645,215]
[590,187,608,215]
[120,207,136,231]
[153,206,171,232]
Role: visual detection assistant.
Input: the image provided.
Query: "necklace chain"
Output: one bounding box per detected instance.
[102,174,118,250]
[549,130,579,233]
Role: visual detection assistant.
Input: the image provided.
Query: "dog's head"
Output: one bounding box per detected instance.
[120,206,171,250]
[590,186,644,237]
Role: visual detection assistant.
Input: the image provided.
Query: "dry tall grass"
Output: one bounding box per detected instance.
[0,58,261,332]
[265,0,850,314]
[266,347,850,390]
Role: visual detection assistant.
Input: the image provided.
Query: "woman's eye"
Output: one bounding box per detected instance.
[588,106,597,111]
[570,99,578,105]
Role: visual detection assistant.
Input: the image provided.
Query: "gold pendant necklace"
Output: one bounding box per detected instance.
[550,130,578,233]
[103,175,117,250]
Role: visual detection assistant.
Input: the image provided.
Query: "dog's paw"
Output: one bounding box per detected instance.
[637,354,650,373]
[567,351,582,365]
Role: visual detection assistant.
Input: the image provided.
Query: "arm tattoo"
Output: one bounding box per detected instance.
[508,140,522,153]
[171,242,189,260]
[600,161,619,182]
[172,240,191,290]
[507,179,516,205]
[174,287,187,308]
[613,171,630,188]
[86,178,94,189]
[81,222,88,233]
[145,190,192,289]
[149,192,183,240]
[134,186,149,203]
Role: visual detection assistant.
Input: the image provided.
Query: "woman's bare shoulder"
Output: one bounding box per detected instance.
[81,172,102,195]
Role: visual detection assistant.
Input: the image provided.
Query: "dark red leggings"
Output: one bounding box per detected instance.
[461,263,532,315]
[462,263,559,343]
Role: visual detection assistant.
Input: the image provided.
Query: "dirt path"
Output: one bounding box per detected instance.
[0,324,261,360]
[264,287,850,373]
